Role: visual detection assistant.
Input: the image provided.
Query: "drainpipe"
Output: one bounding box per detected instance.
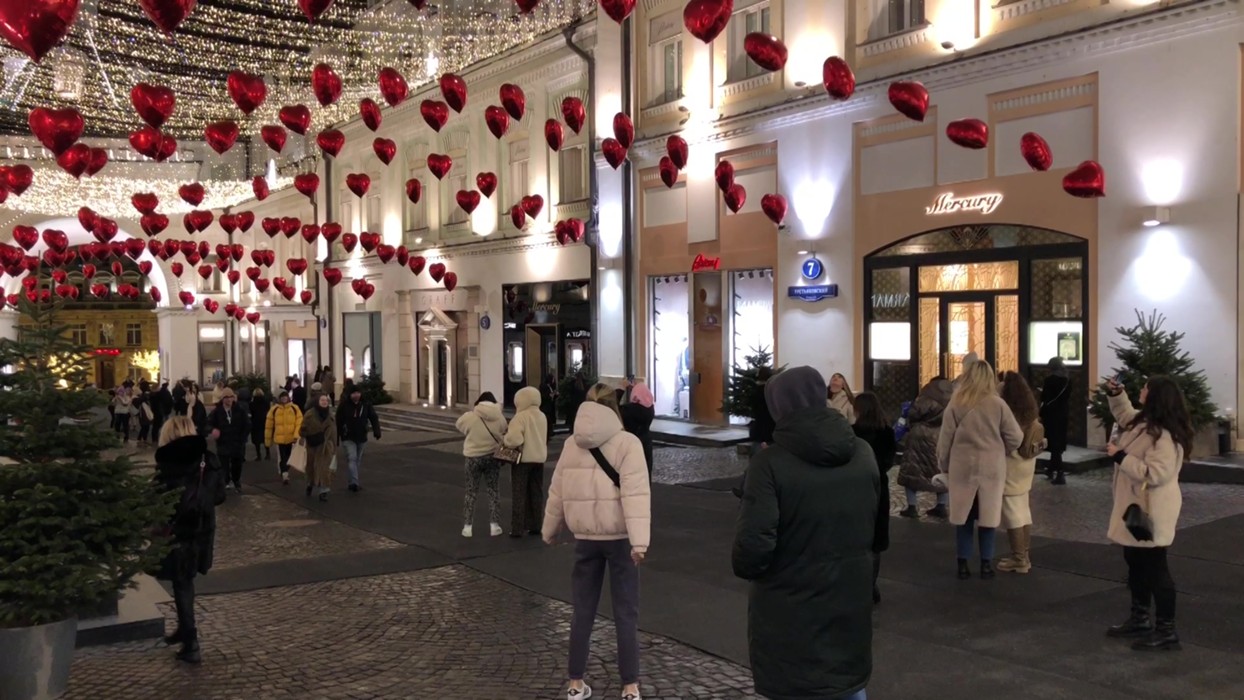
[562,24,599,375]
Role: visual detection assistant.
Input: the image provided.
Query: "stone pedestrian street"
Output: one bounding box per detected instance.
[66,434,1244,699]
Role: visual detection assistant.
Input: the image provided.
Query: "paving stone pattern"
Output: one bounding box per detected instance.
[64,566,761,700]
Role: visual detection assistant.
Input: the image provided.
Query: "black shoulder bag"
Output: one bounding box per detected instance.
[588,447,621,489]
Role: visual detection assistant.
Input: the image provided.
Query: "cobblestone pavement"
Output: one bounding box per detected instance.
[653,445,749,485]
[212,489,402,571]
[65,566,760,700]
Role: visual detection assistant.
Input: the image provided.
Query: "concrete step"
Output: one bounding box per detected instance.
[76,574,168,647]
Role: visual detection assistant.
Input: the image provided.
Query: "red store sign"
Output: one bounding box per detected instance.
[691,254,721,272]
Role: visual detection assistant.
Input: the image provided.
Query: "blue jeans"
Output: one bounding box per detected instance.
[844,691,867,700]
[343,440,365,487]
[955,498,996,561]
[905,487,948,508]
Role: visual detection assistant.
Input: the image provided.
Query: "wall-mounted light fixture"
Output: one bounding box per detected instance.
[940,40,955,50]
[1141,206,1171,227]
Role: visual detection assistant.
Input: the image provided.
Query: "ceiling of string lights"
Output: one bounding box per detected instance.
[0,0,595,139]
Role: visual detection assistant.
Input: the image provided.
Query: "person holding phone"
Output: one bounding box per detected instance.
[1102,375,1191,652]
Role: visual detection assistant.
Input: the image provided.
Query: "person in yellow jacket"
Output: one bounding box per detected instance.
[265,391,304,485]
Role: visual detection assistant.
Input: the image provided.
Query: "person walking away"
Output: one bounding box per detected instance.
[852,391,897,604]
[321,366,337,408]
[897,377,954,518]
[544,389,651,700]
[290,377,307,413]
[300,393,340,501]
[208,388,251,492]
[152,379,173,445]
[733,366,877,700]
[456,392,508,537]
[339,377,355,405]
[540,372,559,442]
[997,372,1046,574]
[1103,375,1190,651]
[153,408,227,664]
[503,386,549,537]
[135,381,154,447]
[336,387,381,493]
[265,391,303,485]
[619,381,655,475]
[827,372,856,424]
[1040,357,1072,484]
[233,381,251,405]
[938,360,1023,580]
[566,372,588,433]
[248,389,271,461]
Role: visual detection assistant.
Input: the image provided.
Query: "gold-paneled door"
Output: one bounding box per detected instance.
[919,293,1020,383]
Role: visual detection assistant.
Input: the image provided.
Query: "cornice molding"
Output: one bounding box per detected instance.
[340,231,568,269]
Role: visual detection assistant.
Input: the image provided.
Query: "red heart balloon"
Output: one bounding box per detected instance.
[29,106,83,155]
[946,118,989,150]
[659,156,679,189]
[612,112,634,149]
[214,243,230,259]
[204,120,240,154]
[0,0,81,62]
[300,290,314,304]
[600,0,636,23]
[484,105,510,140]
[561,96,585,134]
[341,233,358,253]
[279,104,312,135]
[261,217,280,237]
[204,299,219,314]
[521,194,543,220]
[358,283,375,301]
[1020,132,1053,172]
[189,210,213,232]
[439,73,467,113]
[724,183,747,213]
[245,265,261,280]
[56,143,90,178]
[666,135,689,170]
[141,214,169,236]
[294,173,320,199]
[346,173,371,198]
[51,268,67,283]
[218,214,237,234]
[170,261,184,277]
[155,133,177,162]
[317,129,345,158]
[554,221,570,247]
[300,224,319,243]
[81,263,96,279]
[358,98,383,132]
[225,269,240,286]
[77,206,97,232]
[223,302,238,315]
[261,124,287,153]
[822,56,855,100]
[227,70,266,115]
[761,193,787,225]
[359,232,381,252]
[509,204,526,229]
[95,219,118,242]
[139,0,195,33]
[179,182,205,206]
[323,267,343,286]
[684,0,732,43]
[55,283,77,299]
[428,262,446,282]
[298,0,333,22]
[246,311,261,324]
[376,244,396,263]
[311,63,342,107]
[475,172,497,199]
[236,211,254,233]
[130,83,175,128]
[253,278,270,293]
[888,81,930,122]
[420,99,449,132]
[252,176,270,201]
[373,137,396,165]
[456,190,481,215]
[744,33,787,71]
[90,283,109,299]
[443,271,458,292]
[408,256,426,275]
[4,164,33,195]
[601,138,627,170]
[196,264,212,280]
[1063,160,1105,198]
[234,307,248,320]
[544,119,564,152]
[286,258,309,275]
[42,229,67,252]
[280,217,301,237]
[87,147,110,174]
[132,192,159,215]
[715,160,735,192]
[178,290,195,306]
[514,0,538,12]
[396,246,409,266]
[500,83,526,121]
[178,239,196,256]
[405,178,422,204]
[138,260,153,276]
[378,67,409,106]
[181,214,195,233]
[272,276,287,291]
[566,218,585,243]
[427,153,453,180]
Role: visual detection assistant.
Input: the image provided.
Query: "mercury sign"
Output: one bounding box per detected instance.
[925,192,1004,216]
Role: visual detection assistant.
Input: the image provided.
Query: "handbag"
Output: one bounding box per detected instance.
[1122,482,1155,542]
[287,439,308,475]
[588,447,621,489]
[485,421,522,464]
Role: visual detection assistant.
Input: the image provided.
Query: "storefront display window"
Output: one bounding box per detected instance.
[728,268,774,378]
[918,261,1019,293]
[198,322,226,387]
[650,275,689,418]
[343,311,382,380]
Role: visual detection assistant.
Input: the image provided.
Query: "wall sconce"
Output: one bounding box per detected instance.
[1141,206,1171,227]
[940,40,955,50]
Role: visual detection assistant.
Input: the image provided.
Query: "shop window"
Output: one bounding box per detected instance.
[125,323,142,347]
[917,261,1018,293]
[68,323,87,346]
[559,146,588,203]
[650,36,683,105]
[507,342,524,383]
[867,0,925,41]
[868,266,916,417]
[728,268,774,381]
[650,274,690,419]
[728,2,771,82]
[1030,258,1083,319]
[198,322,226,387]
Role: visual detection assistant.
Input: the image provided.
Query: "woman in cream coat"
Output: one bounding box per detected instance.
[1103,375,1191,652]
[996,372,1046,574]
[544,395,651,700]
[503,386,549,537]
[826,372,856,425]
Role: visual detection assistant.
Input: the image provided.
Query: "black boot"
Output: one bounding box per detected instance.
[1132,618,1181,651]
[957,558,971,580]
[980,559,995,580]
[175,634,202,664]
[162,628,185,646]
[898,505,918,518]
[1107,598,1152,638]
[1052,471,1067,485]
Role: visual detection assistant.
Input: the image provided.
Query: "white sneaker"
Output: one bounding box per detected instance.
[567,683,592,700]
[621,692,640,700]
[461,525,473,538]
[489,522,503,537]
[282,473,290,485]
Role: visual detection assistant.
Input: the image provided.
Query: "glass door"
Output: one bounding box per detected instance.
[918,293,1020,381]
[943,296,990,380]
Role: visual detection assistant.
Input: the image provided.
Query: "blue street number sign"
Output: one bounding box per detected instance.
[788,284,838,302]
[801,258,823,280]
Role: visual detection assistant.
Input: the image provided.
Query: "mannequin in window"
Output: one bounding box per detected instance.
[674,337,690,416]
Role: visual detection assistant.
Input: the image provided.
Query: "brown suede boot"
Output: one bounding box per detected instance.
[997,526,1031,573]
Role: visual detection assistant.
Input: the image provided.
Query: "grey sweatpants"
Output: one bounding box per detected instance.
[568,538,640,685]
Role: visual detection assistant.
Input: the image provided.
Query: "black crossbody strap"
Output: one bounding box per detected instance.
[588,447,621,489]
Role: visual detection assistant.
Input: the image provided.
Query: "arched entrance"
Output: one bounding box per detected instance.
[863,224,1090,445]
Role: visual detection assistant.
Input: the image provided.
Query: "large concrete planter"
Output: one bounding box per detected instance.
[0,617,77,700]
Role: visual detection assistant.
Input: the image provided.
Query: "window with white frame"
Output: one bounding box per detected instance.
[406,166,429,231]
[68,323,87,346]
[648,12,683,106]
[365,190,381,232]
[505,138,530,220]
[510,158,529,206]
[446,171,469,225]
[728,1,771,82]
[125,323,142,347]
[196,257,223,293]
[867,0,925,41]
[559,145,588,203]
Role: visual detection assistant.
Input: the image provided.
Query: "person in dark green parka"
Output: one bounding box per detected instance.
[733,365,879,700]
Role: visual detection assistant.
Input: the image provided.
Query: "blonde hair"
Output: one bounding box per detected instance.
[158,415,199,446]
[952,360,999,409]
[586,382,621,419]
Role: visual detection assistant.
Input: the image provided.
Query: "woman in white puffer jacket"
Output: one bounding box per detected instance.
[544,386,652,700]
[503,386,549,537]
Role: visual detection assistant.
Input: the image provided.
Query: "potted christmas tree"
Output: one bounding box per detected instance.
[721,347,781,453]
[0,298,171,700]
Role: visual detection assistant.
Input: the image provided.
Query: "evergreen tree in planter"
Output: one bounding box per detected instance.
[356,367,393,405]
[0,298,173,699]
[1089,309,1217,434]
[721,347,780,420]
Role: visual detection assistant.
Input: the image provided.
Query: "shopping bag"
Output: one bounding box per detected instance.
[287,439,308,476]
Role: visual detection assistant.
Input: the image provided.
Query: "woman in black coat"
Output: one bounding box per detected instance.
[852,392,897,605]
[153,410,227,664]
[1039,357,1072,485]
[248,389,271,461]
[618,382,656,475]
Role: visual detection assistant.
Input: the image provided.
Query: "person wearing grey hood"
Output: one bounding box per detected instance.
[733,366,877,700]
[1039,357,1071,485]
